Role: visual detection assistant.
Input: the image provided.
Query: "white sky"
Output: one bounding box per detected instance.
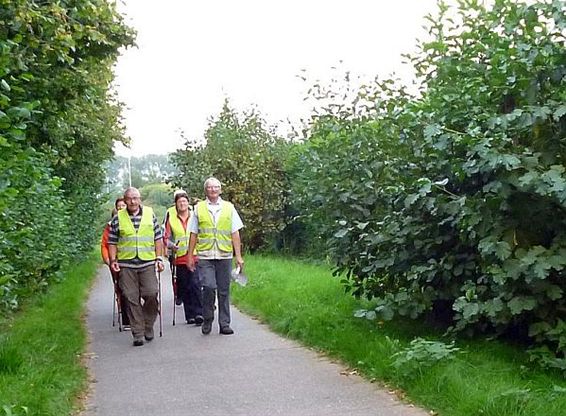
[113,0,440,157]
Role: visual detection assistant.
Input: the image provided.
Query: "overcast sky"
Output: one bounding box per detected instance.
[113,0,440,157]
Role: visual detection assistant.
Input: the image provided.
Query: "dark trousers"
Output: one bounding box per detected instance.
[198,259,232,328]
[176,264,203,321]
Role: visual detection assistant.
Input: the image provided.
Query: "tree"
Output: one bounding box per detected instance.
[289,0,566,362]
[171,102,289,251]
[0,0,134,310]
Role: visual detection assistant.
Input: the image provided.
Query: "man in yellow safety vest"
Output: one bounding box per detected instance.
[187,177,244,335]
[108,187,165,346]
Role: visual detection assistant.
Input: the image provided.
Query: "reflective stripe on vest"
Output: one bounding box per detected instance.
[169,212,191,257]
[196,201,233,253]
[117,206,156,261]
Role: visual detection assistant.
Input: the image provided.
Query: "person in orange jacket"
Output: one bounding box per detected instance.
[101,197,130,329]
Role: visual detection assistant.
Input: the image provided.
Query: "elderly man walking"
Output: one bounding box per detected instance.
[108,187,165,346]
[187,177,244,335]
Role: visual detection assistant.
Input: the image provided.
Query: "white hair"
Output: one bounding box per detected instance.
[203,177,222,191]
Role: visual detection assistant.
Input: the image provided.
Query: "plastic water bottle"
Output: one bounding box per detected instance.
[231,266,248,287]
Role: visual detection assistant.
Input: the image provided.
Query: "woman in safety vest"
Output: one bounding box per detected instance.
[164,191,203,325]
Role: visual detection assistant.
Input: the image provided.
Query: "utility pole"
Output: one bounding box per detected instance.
[128,155,132,187]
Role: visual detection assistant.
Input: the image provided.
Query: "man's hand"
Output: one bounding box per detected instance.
[156,259,165,272]
[187,254,195,272]
[236,255,244,272]
[110,261,120,273]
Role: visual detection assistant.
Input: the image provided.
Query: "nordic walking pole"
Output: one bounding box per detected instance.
[172,261,177,326]
[113,272,123,332]
[158,268,163,337]
[112,287,116,327]
[116,289,123,332]
[172,242,179,326]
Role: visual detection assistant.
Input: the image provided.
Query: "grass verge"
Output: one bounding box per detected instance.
[0,252,99,416]
[231,254,566,416]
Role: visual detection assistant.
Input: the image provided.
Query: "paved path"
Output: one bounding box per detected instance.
[83,267,428,416]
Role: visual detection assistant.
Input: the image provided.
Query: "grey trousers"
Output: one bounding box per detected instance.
[119,264,158,339]
[198,259,232,328]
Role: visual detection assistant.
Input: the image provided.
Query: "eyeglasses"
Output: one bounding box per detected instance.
[206,186,220,190]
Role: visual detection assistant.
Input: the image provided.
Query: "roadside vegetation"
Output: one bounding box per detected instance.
[0,0,134,312]
[232,255,566,416]
[173,0,566,371]
[1,0,564,415]
[0,254,98,416]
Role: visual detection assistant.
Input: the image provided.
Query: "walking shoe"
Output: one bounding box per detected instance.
[133,338,144,347]
[201,321,212,335]
[219,326,234,335]
[123,325,131,331]
[186,318,196,325]
[195,315,204,326]
[175,297,182,306]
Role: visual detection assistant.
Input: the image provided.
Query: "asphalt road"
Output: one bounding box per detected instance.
[82,266,428,416]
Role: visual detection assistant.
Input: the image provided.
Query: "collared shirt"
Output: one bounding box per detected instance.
[108,205,163,268]
[188,197,244,259]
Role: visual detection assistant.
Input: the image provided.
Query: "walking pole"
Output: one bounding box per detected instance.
[158,268,163,337]
[172,249,177,326]
[116,289,123,332]
[111,271,123,332]
[112,288,116,327]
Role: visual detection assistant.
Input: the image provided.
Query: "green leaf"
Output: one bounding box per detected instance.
[553,104,566,120]
[508,297,537,315]
[334,229,349,238]
[424,124,441,138]
[356,222,369,230]
[0,79,10,91]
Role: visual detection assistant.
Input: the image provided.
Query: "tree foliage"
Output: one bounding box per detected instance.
[0,0,134,311]
[289,0,566,360]
[171,102,288,251]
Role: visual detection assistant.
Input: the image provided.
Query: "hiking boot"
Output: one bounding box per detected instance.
[219,326,234,335]
[133,338,144,347]
[195,315,204,326]
[201,320,212,335]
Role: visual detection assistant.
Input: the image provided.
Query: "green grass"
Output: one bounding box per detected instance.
[232,254,566,416]
[0,252,99,416]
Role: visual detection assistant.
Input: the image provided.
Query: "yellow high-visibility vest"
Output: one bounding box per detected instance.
[117,206,156,261]
[166,206,177,223]
[169,213,190,257]
[196,201,233,253]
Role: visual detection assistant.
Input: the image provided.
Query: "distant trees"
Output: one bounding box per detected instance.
[104,154,178,193]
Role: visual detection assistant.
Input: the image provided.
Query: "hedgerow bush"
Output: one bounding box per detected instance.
[0,0,134,311]
[289,0,566,362]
